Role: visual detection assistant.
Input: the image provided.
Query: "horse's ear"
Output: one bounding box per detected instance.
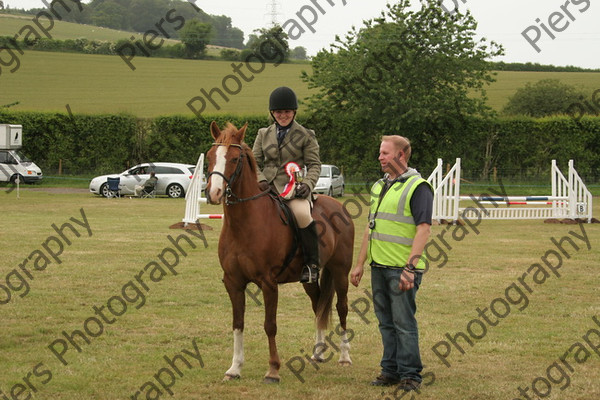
[210,121,221,140]
[238,123,248,142]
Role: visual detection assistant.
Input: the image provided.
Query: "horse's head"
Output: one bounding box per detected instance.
[206,121,250,205]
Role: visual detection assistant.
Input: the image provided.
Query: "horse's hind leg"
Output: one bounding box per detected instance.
[223,277,246,381]
[334,268,352,366]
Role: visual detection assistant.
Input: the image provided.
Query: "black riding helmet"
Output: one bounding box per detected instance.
[269,87,298,111]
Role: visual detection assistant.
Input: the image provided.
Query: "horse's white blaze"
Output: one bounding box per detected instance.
[225,329,244,377]
[209,146,227,202]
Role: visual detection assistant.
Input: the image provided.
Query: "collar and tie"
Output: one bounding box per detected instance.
[277,126,290,146]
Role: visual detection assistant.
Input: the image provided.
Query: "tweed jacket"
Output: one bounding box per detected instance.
[252,121,321,194]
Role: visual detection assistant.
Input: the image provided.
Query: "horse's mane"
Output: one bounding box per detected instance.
[217,123,258,177]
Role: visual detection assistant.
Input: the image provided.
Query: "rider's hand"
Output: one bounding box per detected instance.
[259,181,270,191]
[295,183,311,198]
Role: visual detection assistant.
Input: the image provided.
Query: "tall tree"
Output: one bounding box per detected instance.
[302,0,503,177]
[180,20,213,58]
[210,15,244,48]
[91,0,127,29]
[290,46,308,60]
[246,25,289,63]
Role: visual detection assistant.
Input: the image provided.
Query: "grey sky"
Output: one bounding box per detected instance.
[10,0,599,68]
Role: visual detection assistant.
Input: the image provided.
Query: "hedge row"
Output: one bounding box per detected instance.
[0,110,268,175]
[0,36,187,58]
[307,113,600,182]
[1,110,599,181]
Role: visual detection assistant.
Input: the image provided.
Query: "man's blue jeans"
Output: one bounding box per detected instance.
[371,266,423,381]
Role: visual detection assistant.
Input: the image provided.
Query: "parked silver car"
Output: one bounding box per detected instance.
[89,162,195,198]
[314,164,344,197]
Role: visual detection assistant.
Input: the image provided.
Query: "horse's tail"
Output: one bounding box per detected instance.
[315,267,335,330]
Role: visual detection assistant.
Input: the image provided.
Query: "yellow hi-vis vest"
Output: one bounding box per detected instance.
[367,175,431,269]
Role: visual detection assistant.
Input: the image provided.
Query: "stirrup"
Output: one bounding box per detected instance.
[300,265,319,284]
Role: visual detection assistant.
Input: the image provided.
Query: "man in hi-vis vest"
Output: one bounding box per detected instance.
[351,135,433,392]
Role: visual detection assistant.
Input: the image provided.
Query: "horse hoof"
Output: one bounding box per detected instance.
[263,376,280,384]
[223,374,240,382]
[311,355,325,363]
[338,361,353,367]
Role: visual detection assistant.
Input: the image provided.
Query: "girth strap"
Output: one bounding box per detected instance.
[269,193,300,278]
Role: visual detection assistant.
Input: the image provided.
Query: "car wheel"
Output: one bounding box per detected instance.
[9,174,24,184]
[167,183,184,198]
[327,187,333,197]
[100,183,111,197]
[339,185,344,197]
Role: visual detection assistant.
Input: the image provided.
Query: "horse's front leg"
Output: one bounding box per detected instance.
[224,278,246,381]
[261,280,281,383]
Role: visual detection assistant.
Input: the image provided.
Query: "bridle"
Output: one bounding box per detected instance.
[207,143,270,205]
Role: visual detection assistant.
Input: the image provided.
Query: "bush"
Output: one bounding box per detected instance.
[220,49,240,61]
[502,79,590,118]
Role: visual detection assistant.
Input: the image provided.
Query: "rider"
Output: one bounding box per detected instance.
[252,87,322,284]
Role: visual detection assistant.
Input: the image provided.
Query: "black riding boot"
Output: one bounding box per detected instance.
[299,221,320,283]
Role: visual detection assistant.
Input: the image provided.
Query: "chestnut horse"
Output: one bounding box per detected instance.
[205,122,354,383]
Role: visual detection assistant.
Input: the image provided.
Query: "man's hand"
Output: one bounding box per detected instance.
[350,265,364,287]
[399,269,415,291]
[295,182,311,198]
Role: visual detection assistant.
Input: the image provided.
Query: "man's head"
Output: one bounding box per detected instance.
[379,135,411,178]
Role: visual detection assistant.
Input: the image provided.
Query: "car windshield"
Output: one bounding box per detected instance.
[319,168,331,178]
[14,151,31,163]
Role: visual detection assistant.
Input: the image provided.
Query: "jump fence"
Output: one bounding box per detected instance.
[427,158,593,223]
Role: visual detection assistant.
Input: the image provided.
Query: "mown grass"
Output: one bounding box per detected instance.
[0,189,598,400]
[1,47,600,118]
[0,51,310,117]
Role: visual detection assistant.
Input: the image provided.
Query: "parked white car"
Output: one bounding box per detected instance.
[89,162,195,198]
[314,164,344,197]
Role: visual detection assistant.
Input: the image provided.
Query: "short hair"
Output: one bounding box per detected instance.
[382,135,412,163]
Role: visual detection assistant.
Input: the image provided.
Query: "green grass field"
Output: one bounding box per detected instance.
[0,51,309,117]
[2,49,600,118]
[0,13,185,43]
[0,189,598,399]
[3,12,600,118]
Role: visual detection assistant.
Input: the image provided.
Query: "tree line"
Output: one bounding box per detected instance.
[5,0,244,49]
[0,110,598,183]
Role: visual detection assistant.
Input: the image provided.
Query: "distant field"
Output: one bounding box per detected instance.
[3,49,600,117]
[2,9,600,118]
[3,12,600,117]
[0,13,223,59]
[0,51,310,117]
[485,70,600,110]
[0,14,181,44]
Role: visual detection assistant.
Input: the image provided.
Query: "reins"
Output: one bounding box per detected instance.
[208,143,270,206]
